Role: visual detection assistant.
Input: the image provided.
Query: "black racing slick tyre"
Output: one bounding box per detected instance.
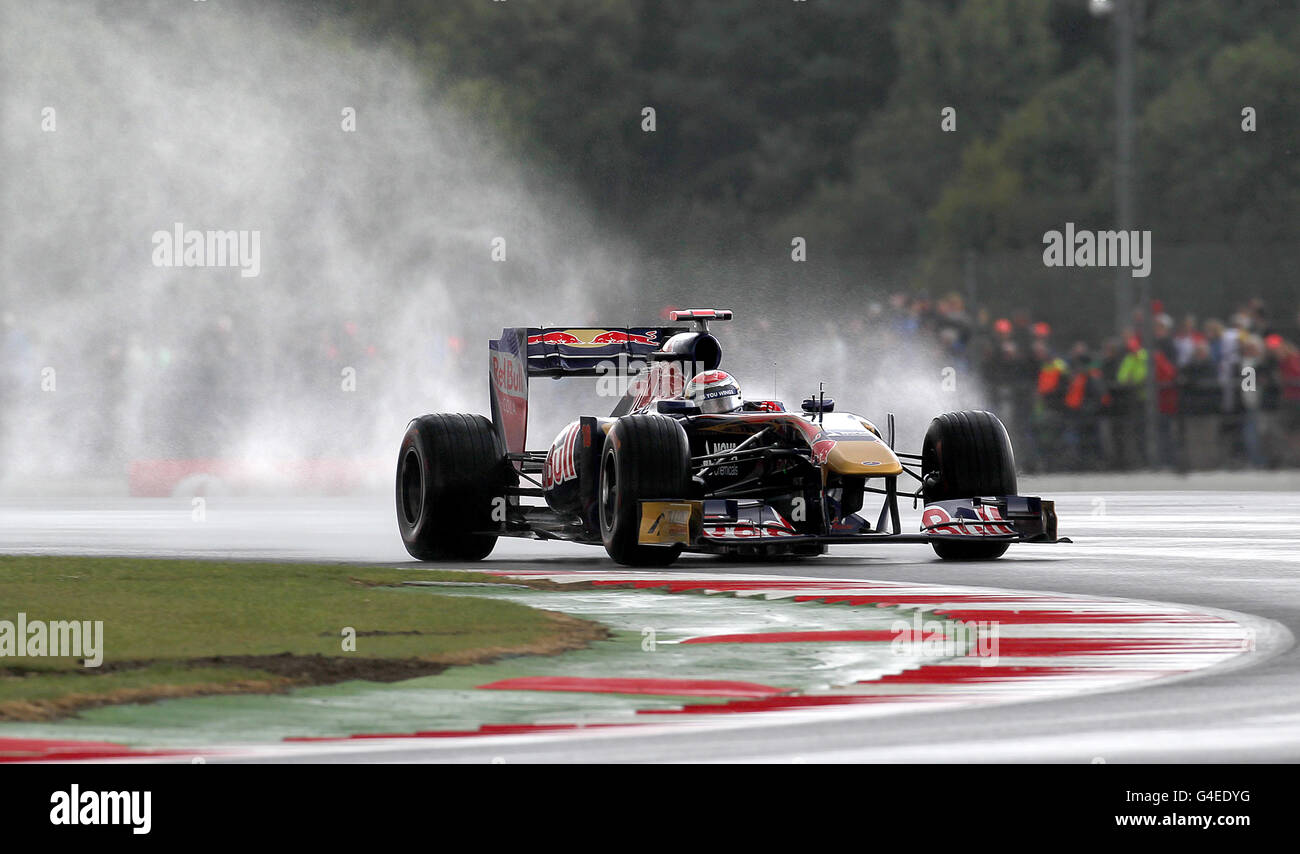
[396,414,512,561]
[921,410,1017,561]
[599,415,691,567]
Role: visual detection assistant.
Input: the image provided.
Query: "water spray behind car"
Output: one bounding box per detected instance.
[0,0,637,490]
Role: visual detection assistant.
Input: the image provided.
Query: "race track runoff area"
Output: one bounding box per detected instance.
[0,567,1266,762]
[0,487,1296,762]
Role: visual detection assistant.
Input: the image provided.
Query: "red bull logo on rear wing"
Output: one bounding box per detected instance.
[526,328,662,348]
[519,326,685,377]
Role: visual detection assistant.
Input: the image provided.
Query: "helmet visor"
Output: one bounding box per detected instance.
[697,386,740,413]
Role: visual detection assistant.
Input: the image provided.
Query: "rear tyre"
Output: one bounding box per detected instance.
[599,415,691,567]
[396,414,512,561]
[922,410,1017,561]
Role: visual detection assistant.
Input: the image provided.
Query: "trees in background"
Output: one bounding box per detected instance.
[302,0,1300,274]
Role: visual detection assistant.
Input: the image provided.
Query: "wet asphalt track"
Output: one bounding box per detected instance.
[2,487,1299,762]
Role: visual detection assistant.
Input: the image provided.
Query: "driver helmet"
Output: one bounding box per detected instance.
[685,370,742,414]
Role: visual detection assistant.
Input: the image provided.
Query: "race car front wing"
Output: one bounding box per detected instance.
[636,495,1070,548]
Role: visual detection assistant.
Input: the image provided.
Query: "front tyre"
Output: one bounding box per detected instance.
[599,415,691,567]
[396,413,511,561]
[922,410,1017,561]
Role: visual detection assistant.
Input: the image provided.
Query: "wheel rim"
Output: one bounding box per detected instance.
[399,447,423,526]
[599,450,617,533]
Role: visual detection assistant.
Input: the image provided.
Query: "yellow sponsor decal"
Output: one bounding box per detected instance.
[638,501,701,545]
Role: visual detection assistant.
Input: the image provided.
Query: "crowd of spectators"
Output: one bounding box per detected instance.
[891,293,1300,472]
[5,290,1300,479]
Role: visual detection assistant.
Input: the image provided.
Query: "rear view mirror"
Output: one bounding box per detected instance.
[657,399,700,415]
[801,397,835,413]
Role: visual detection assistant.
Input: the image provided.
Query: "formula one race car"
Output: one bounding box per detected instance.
[396,309,1067,566]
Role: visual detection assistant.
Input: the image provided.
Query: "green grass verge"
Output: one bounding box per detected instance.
[0,557,604,720]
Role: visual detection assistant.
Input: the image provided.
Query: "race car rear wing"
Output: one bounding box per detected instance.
[519,326,684,377]
[488,325,685,459]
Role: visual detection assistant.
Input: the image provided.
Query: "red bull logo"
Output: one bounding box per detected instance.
[921,504,1014,537]
[527,331,583,345]
[527,329,658,348]
[590,330,657,346]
